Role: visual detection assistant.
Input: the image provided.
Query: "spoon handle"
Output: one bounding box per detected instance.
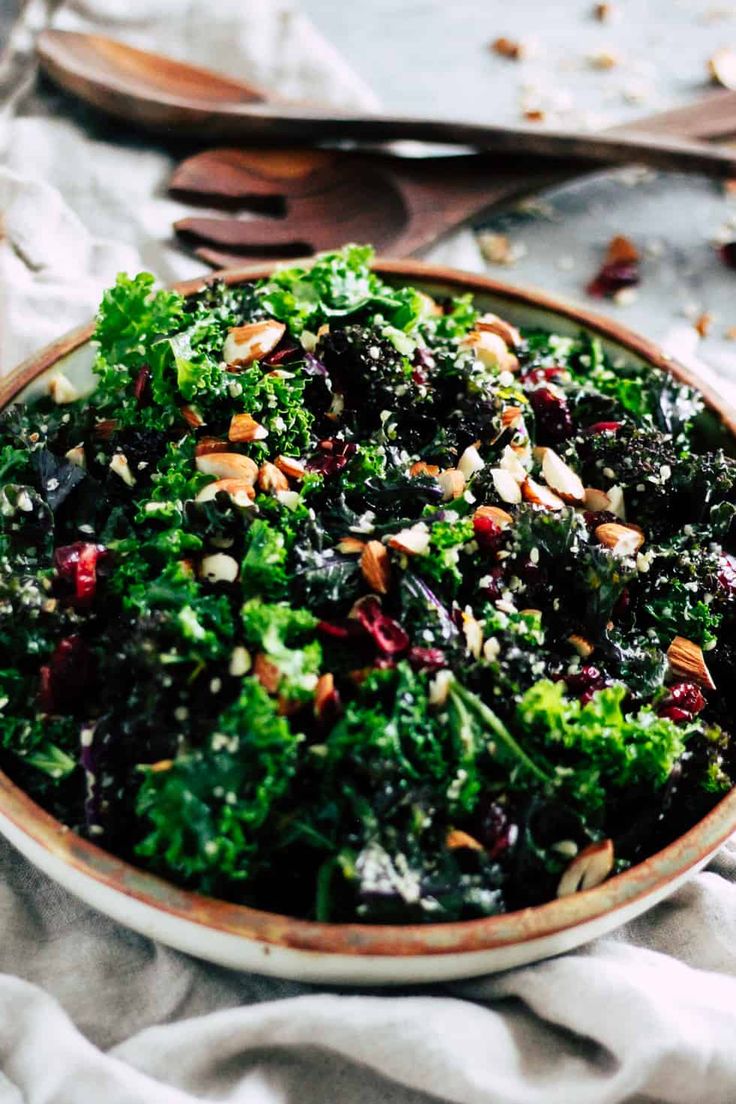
[222,106,736,178]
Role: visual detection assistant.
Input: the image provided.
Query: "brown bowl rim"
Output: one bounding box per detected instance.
[1,256,735,960]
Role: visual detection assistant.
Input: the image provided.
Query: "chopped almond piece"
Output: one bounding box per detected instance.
[195,478,255,507]
[458,444,485,479]
[461,328,518,370]
[557,840,614,897]
[709,47,736,89]
[522,477,565,511]
[336,536,366,555]
[588,49,619,70]
[258,461,289,494]
[223,319,285,368]
[523,108,546,123]
[491,467,522,505]
[541,448,585,503]
[474,504,514,527]
[196,452,258,483]
[593,1,613,21]
[595,522,644,555]
[477,313,522,348]
[667,636,716,691]
[437,469,466,501]
[195,437,227,456]
[360,540,391,594]
[388,524,431,556]
[501,406,524,430]
[583,487,611,512]
[180,405,204,428]
[314,673,338,720]
[275,455,306,480]
[228,412,268,443]
[606,235,640,265]
[446,829,483,851]
[694,311,713,338]
[569,633,594,658]
[491,36,525,59]
[254,653,281,694]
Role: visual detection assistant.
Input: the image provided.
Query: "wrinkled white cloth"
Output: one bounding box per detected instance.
[3,3,736,1103]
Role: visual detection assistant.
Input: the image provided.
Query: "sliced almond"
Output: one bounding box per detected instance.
[314,672,337,719]
[522,477,565,511]
[195,437,227,457]
[254,653,281,694]
[417,291,442,316]
[446,829,484,851]
[458,444,485,480]
[360,540,391,594]
[491,35,525,60]
[149,759,174,773]
[223,319,285,368]
[474,504,514,527]
[48,371,79,404]
[195,479,255,507]
[557,839,614,897]
[500,406,524,430]
[180,404,204,429]
[109,452,136,488]
[275,455,306,480]
[199,552,239,584]
[258,461,289,494]
[196,452,258,484]
[583,487,611,512]
[606,484,626,520]
[477,312,522,348]
[388,523,431,556]
[228,412,268,443]
[500,444,527,482]
[595,522,644,556]
[462,609,483,658]
[569,633,594,659]
[437,468,466,501]
[709,47,736,90]
[64,444,86,469]
[491,467,522,505]
[461,329,518,372]
[337,536,366,555]
[542,448,585,503]
[667,636,716,691]
[409,460,440,478]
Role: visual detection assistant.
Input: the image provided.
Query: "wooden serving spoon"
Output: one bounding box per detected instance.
[36,29,736,179]
[170,92,736,265]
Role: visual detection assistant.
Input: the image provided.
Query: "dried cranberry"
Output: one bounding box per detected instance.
[53,542,107,606]
[133,364,151,405]
[527,386,573,443]
[565,664,611,701]
[658,705,693,724]
[658,682,706,721]
[521,366,565,385]
[480,566,505,601]
[720,242,736,270]
[39,634,92,714]
[317,620,350,640]
[718,553,736,597]
[587,261,640,298]
[586,421,622,435]
[476,801,516,861]
[473,514,505,553]
[612,587,631,619]
[582,509,619,530]
[408,646,446,671]
[306,439,357,477]
[356,596,410,656]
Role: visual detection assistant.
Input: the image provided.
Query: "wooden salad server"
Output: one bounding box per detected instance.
[37,29,736,179]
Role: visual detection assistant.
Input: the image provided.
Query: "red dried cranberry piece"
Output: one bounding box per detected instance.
[582,509,619,531]
[587,261,640,298]
[317,620,350,640]
[565,664,610,700]
[356,596,410,657]
[38,665,54,713]
[659,681,706,718]
[39,634,92,713]
[720,242,736,270]
[658,704,693,724]
[480,566,505,601]
[718,553,736,597]
[262,342,299,366]
[53,542,107,606]
[586,421,622,435]
[477,801,516,861]
[527,386,573,443]
[472,514,504,553]
[133,364,151,405]
[612,587,631,619]
[408,646,446,671]
[306,439,357,477]
[521,366,565,385]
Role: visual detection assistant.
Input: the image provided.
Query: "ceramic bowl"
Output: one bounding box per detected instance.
[2,258,735,985]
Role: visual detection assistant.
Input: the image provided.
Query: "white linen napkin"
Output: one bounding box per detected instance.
[3,3,736,1104]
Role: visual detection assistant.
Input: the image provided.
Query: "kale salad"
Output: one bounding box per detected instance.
[1,245,735,924]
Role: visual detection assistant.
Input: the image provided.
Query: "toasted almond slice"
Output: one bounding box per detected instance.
[48,371,79,404]
[557,840,614,897]
[337,536,366,555]
[228,412,268,443]
[149,759,174,773]
[417,290,443,316]
[446,829,484,851]
[606,485,626,520]
[180,404,204,429]
[500,406,524,430]
[522,477,565,511]
[388,523,431,556]
[314,673,337,719]
[583,487,611,512]
[199,552,239,583]
[477,312,522,348]
[196,452,258,483]
[667,636,716,691]
[65,444,86,469]
[461,329,518,371]
[491,467,522,504]
[437,468,466,501]
[462,609,483,658]
[569,633,594,659]
[275,489,301,511]
[360,540,391,594]
[110,452,136,487]
[195,437,227,456]
[500,444,527,482]
[458,444,485,479]
[275,455,307,480]
[195,478,256,507]
[254,653,281,694]
[542,448,585,503]
[223,319,285,368]
[410,460,440,478]
[595,522,644,556]
[258,461,289,494]
[474,504,514,527]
